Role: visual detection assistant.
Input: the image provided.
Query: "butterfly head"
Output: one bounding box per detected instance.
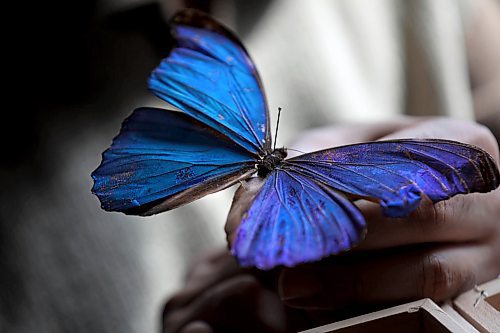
[257,148,287,177]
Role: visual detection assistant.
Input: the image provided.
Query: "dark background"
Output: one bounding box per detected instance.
[2,1,174,331]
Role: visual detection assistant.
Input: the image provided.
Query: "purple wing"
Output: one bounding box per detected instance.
[232,170,366,270]
[287,139,500,217]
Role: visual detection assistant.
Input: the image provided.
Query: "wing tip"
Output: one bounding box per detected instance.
[170,8,246,51]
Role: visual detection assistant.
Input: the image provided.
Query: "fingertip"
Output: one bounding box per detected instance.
[179,321,214,333]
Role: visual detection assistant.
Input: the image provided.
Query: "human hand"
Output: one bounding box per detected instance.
[161,249,291,333]
[165,117,500,332]
[227,117,500,314]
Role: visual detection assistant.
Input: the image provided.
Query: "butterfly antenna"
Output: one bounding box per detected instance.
[273,107,282,151]
[287,148,307,154]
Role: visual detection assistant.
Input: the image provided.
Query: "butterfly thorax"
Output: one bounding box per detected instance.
[257,148,287,177]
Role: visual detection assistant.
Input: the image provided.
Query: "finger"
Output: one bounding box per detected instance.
[179,321,213,333]
[163,275,286,333]
[355,189,500,250]
[279,243,494,310]
[164,251,240,313]
[288,118,419,155]
[164,275,259,332]
[352,117,500,250]
[378,117,500,163]
[184,250,239,287]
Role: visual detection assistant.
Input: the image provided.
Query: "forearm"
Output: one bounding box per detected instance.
[465,0,500,141]
[474,78,500,142]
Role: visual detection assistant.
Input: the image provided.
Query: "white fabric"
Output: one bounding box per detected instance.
[226,0,475,146]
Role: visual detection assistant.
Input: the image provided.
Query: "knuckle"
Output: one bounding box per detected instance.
[430,201,449,228]
[472,123,497,153]
[465,122,499,162]
[419,253,475,301]
[473,191,500,238]
[490,190,500,219]
[420,254,454,300]
[426,118,499,161]
[492,238,500,271]
[412,193,472,236]
[412,199,450,234]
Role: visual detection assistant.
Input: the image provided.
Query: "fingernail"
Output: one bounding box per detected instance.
[279,269,322,301]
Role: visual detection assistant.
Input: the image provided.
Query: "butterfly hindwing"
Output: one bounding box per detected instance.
[287,139,500,217]
[91,108,256,215]
[149,9,271,154]
[232,170,366,269]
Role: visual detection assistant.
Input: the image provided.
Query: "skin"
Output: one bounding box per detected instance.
[467,0,500,140]
[163,0,500,331]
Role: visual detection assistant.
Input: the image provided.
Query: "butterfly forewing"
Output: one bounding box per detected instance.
[91,108,256,215]
[287,139,500,217]
[149,9,271,154]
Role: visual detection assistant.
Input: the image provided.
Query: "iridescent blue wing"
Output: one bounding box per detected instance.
[232,170,366,269]
[287,139,499,217]
[91,108,256,215]
[149,9,271,154]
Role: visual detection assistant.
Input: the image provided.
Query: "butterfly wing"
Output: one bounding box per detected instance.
[91,108,256,215]
[232,170,366,269]
[287,139,500,217]
[149,9,271,154]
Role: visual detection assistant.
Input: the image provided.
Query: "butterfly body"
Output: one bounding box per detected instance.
[257,148,287,177]
[91,9,499,270]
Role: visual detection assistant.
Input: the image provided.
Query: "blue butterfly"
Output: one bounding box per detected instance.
[92,9,499,270]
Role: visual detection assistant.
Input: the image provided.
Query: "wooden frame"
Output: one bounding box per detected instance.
[299,298,469,333]
[453,278,500,333]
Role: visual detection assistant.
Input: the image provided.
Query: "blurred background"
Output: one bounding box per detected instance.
[2,1,231,332]
[1,0,499,332]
